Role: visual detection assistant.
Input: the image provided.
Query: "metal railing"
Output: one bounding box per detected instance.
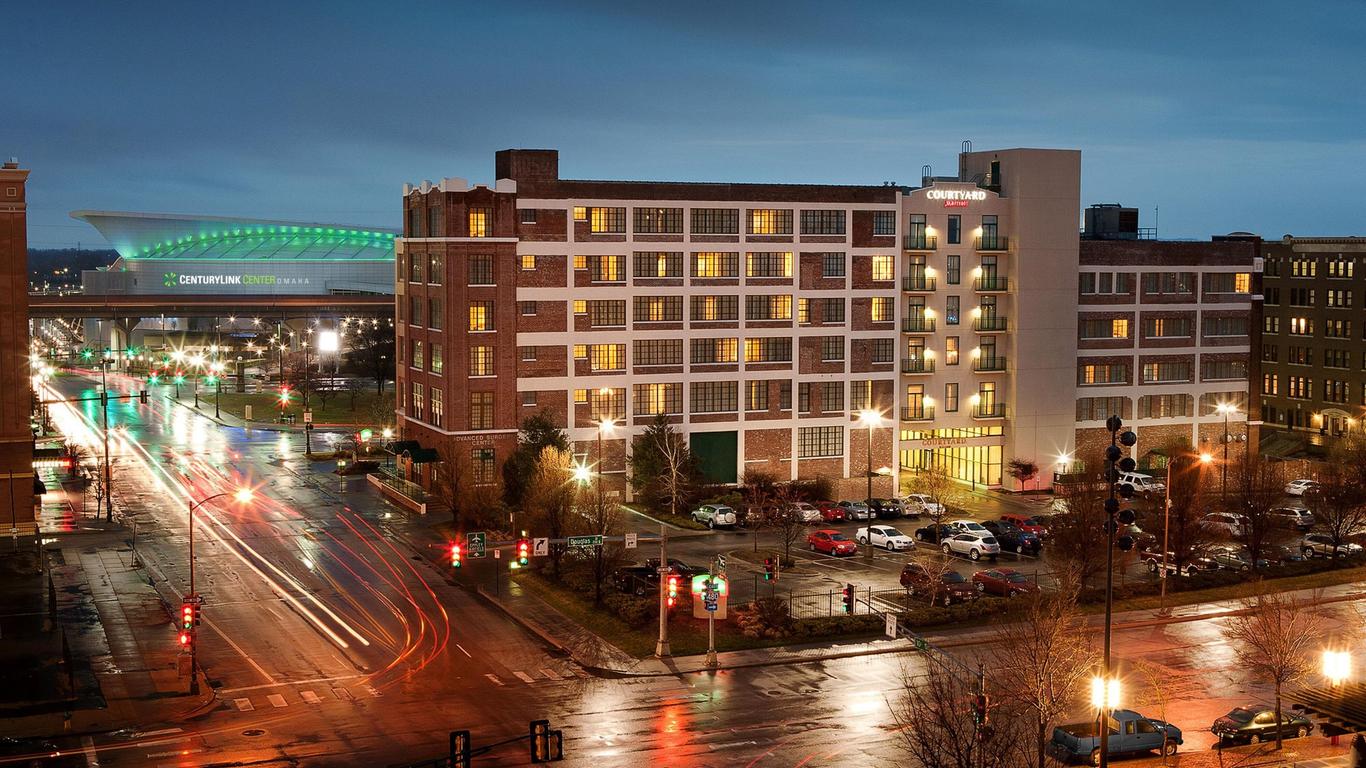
[901,405,935,422]
[902,275,937,292]
[973,275,1010,292]
[972,316,1008,332]
[975,235,1009,251]
[902,358,935,374]
[971,402,1006,419]
[973,356,1007,372]
[904,234,938,251]
[902,316,936,333]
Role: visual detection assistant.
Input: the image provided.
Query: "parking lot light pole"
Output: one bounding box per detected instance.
[858,409,883,562]
[1216,402,1238,501]
[655,521,670,658]
[186,487,254,694]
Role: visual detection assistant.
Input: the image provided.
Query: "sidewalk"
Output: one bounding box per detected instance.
[165,395,357,433]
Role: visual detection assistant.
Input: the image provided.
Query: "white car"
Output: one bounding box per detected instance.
[691,504,738,529]
[1285,479,1318,497]
[838,500,875,521]
[902,494,945,517]
[948,519,989,535]
[1201,512,1248,539]
[793,502,823,524]
[856,525,916,551]
[1117,472,1166,495]
[1300,533,1364,559]
[941,532,1001,561]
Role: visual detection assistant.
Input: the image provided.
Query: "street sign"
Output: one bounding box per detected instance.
[691,574,728,620]
[703,589,719,612]
[533,537,548,556]
[467,532,487,558]
[566,535,604,548]
[913,637,929,653]
[885,613,898,639]
[303,410,313,424]
[624,532,637,549]
[493,549,501,559]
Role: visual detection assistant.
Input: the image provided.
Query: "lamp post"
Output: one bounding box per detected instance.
[1099,415,1137,768]
[210,361,224,419]
[1215,403,1238,500]
[1159,452,1212,613]
[190,353,205,408]
[99,355,113,522]
[857,409,884,562]
[185,487,253,694]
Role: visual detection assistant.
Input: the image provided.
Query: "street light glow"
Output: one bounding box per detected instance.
[1090,676,1121,710]
[857,408,883,428]
[234,488,254,504]
[1199,452,1214,464]
[317,329,340,353]
[572,464,591,484]
[1324,650,1352,686]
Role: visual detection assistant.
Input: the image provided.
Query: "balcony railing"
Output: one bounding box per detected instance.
[973,275,1010,292]
[902,316,936,333]
[903,275,937,292]
[902,357,935,374]
[972,316,1008,332]
[971,402,1006,419]
[904,234,938,251]
[973,355,1007,372]
[902,405,936,422]
[975,235,1009,251]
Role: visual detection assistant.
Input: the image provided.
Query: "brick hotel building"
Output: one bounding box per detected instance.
[395,147,1085,496]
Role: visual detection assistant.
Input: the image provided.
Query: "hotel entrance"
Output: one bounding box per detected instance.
[899,427,1004,488]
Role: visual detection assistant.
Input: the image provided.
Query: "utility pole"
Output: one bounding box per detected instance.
[99,357,112,522]
[654,522,670,658]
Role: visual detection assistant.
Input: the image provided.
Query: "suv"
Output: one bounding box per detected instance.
[1300,533,1364,559]
[1000,513,1048,537]
[1118,472,1166,495]
[1270,507,1315,531]
[902,494,944,518]
[941,532,1000,561]
[691,504,738,529]
[1201,512,1248,539]
[1140,546,1219,576]
[1284,479,1318,497]
[900,563,978,605]
[870,498,906,518]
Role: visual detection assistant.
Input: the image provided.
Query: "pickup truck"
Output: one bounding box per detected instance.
[1048,710,1182,766]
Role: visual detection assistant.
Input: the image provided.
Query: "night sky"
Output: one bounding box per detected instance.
[9,1,1365,247]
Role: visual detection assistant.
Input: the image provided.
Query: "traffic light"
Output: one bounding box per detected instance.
[517,538,530,566]
[972,693,990,725]
[667,575,679,608]
[80,348,92,360]
[181,601,195,631]
[279,387,291,404]
[173,372,185,385]
[763,557,775,581]
[841,583,855,614]
[450,542,462,568]
[178,630,192,647]
[529,719,563,763]
[148,372,160,385]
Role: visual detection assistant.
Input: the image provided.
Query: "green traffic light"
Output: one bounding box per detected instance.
[148,375,160,384]
[174,376,185,384]
[81,349,92,359]
[204,376,217,386]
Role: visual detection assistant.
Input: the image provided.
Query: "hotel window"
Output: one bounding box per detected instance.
[745,381,769,411]
[573,254,587,270]
[1327,289,1353,308]
[1261,344,1279,363]
[822,298,845,323]
[469,301,493,331]
[573,389,588,404]
[1262,373,1279,395]
[1075,396,1127,422]
[1113,318,1130,338]
[850,380,873,411]
[1137,394,1191,419]
[634,339,683,366]
[518,301,536,316]
[1289,317,1312,335]
[944,382,959,412]
[797,426,843,458]
[468,254,493,285]
[430,343,444,374]
[945,336,960,365]
[409,254,424,282]
[872,210,896,236]
[588,343,626,371]
[871,254,894,281]
[428,298,444,329]
[428,254,445,285]
[871,296,893,322]
[633,383,682,415]
[1264,258,1281,277]
[820,381,844,412]
[690,294,738,321]
[587,300,626,328]
[472,448,495,484]
[871,338,893,363]
[1079,363,1127,385]
[573,206,587,222]
[1203,316,1247,337]
[633,251,683,278]
[468,207,490,238]
[408,296,423,326]
[691,208,739,234]
[520,254,536,271]
[1288,346,1312,365]
[946,296,960,325]
[1141,272,1196,294]
[410,340,423,370]
[1264,286,1280,304]
[692,251,740,278]
[589,255,625,282]
[1287,376,1311,399]
[520,346,538,362]
[573,300,588,315]
[591,387,626,421]
[469,392,494,430]
[633,295,682,322]
[469,345,494,376]
[1141,361,1191,383]
[1289,287,1315,306]
[946,255,961,284]
[747,209,793,235]
[428,207,442,236]
[778,381,792,410]
[1204,272,1249,293]
[633,207,683,234]
[1079,319,1127,339]
[1264,316,1280,334]
[797,298,810,324]
[1201,359,1246,381]
[589,207,626,234]
[519,208,537,224]
[1325,349,1350,369]
[1143,317,1190,338]
[745,294,792,321]
[410,382,423,420]
[690,337,738,364]
[798,382,811,413]
[799,209,845,235]
[1325,319,1352,339]
[947,215,961,245]
[1328,259,1355,279]
[690,381,738,413]
[820,336,844,362]
[1291,259,1316,278]
[743,336,792,363]
[430,388,444,427]
[746,251,793,278]
[821,252,846,278]
[1325,380,1350,404]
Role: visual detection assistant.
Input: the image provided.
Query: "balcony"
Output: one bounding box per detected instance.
[902,316,936,333]
[973,355,1007,372]
[971,402,1006,419]
[901,405,936,422]
[972,316,1008,332]
[902,357,935,374]
[975,235,1009,251]
[903,275,937,292]
[904,234,938,251]
[973,275,1010,292]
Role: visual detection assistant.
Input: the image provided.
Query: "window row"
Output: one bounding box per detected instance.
[564,206,893,236]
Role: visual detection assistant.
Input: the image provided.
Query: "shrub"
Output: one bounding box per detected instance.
[602,593,655,629]
[791,477,835,503]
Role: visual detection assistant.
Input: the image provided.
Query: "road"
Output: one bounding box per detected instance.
[19,369,1354,767]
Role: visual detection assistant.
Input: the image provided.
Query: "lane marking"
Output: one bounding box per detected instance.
[540,668,561,680]
[300,689,321,704]
[267,693,288,708]
[81,734,101,767]
[362,684,383,697]
[220,673,362,695]
[484,674,505,686]
[132,728,184,738]
[233,698,254,712]
[148,749,204,759]
[332,686,355,701]
[513,671,536,684]
[456,643,472,658]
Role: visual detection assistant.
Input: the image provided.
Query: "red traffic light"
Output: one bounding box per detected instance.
[450,542,462,568]
[666,575,679,608]
[178,631,192,646]
[516,538,530,566]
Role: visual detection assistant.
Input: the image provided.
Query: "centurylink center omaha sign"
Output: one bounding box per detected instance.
[162,272,311,288]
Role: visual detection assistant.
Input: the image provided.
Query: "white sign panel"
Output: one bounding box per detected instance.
[533,537,548,557]
[624,532,637,550]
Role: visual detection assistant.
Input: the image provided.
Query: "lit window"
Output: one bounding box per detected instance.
[589,207,626,234]
[572,344,588,359]
[747,209,792,235]
[573,206,587,222]
[693,252,739,278]
[468,208,490,238]
[797,298,810,324]
[573,300,587,315]
[1112,319,1129,338]
[1234,273,1250,293]
[468,301,493,331]
[573,254,588,270]
[871,297,892,322]
[469,346,494,376]
[573,388,588,404]
[871,255,894,282]
[521,254,537,271]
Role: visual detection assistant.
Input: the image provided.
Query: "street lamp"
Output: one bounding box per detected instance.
[1324,650,1352,688]
[190,353,206,408]
[1090,675,1121,711]
[185,487,253,694]
[857,409,884,561]
[1159,452,1212,612]
[209,361,225,419]
[572,463,591,485]
[1215,402,1239,499]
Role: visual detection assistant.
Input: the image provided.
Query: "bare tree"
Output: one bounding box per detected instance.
[344,378,365,413]
[742,470,778,552]
[895,659,1020,768]
[767,483,807,564]
[1221,590,1327,750]
[582,486,625,606]
[909,463,964,540]
[1163,449,1219,571]
[1306,459,1366,554]
[431,443,504,531]
[1047,478,1110,586]
[522,446,578,580]
[1224,458,1288,566]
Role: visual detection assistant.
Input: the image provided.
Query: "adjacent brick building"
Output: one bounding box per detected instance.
[0,159,35,530]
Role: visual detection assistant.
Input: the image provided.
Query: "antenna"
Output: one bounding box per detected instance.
[1155,206,1159,239]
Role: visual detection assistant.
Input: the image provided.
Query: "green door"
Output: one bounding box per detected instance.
[690,431,738,484]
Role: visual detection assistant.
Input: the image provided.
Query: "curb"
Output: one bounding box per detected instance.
[472,585,577,660]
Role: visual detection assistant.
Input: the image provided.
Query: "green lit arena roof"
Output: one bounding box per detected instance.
[71,211,397,261]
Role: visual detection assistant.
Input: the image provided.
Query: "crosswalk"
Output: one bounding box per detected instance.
[225,666,588,712]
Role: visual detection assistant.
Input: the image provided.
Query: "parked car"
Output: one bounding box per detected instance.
[971,567,1039,597]
[870,498,906,518]
[1270,507,1316,531]
[1284,479,1318,497]
[1266,544,1308,565]
[815,501,847,523]
[1201,512,1249,539]
[1300,533,1364,559]
[793,502,824,524]
[1117,472,1166,496]
[941,532,1001,561]
[1209,545,1268,572]
[980,520,1043,555]
[807,529,857,556]
[691,504,738,529]
[1140,546,1220,577]
[1000,513,1049,537]
[902,493,944,518]
[1212,705,1313,745]
[837,500,874,521]
[1048,709,1181,765]
[856,525,916,551]
[947,519,990,535]
[1117,523,1157,551]
[611,565,659,596]
[914,524,954,544]
[900,563,978,605]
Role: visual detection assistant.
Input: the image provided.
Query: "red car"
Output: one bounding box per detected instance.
[1000,513,1048,538]
[807,529,857,556]
[971,567,1040,597]
[815,501,847,523]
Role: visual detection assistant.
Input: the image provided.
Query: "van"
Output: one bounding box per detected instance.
[1117,472,1165,495]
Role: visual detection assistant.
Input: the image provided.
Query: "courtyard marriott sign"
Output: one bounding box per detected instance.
[925,188,988,208]
[162,272,310,288]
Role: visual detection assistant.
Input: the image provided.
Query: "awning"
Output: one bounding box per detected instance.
[391,440,420,454]
[406,448,439,464]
